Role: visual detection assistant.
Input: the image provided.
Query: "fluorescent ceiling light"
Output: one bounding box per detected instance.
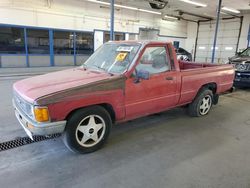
[225,47,233,51]
[115,4,137,11]
[87,0,109,5]
[86,0,161,15]
[138,9,161,15]
[164,15,178,20]
[221,7,240,14]
[198,46,206,50]
[179,0,207,7]
[220,11,229,15]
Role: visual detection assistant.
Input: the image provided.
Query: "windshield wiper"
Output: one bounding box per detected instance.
[90,65,113,75]
[93,65,106,72]
[84,64,114,76]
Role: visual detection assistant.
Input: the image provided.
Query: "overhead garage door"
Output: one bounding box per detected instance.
[195,18,241,64]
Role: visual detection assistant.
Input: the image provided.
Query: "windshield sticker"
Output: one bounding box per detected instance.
[116,46,134,52]
[115,52,128,62]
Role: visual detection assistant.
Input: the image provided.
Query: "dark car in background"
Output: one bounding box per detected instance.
[175,47,192,61]
[229,47,250,87]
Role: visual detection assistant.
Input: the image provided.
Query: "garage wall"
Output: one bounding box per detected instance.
[185,22,198,59]
[188,15,250,64]
[0,0,188,67]
[238,14,250,50]
[195,18,241,63]
[0,0,187,38]
[158,36,186,48]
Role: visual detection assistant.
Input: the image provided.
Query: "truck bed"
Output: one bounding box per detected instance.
[177,61,235,105]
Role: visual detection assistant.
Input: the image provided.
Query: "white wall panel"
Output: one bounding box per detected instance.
[224,22,241,30]
[185,22,198,57]
[94,31,104,51]
[222,37,238,45]
[198,31,211,38]
[196,51,208,57]
[158,36,186,49]
[29,56,50,67]
[195,18,241,63]
[54,55,74,66]
[1,55,26,67]
[239,14,250,50]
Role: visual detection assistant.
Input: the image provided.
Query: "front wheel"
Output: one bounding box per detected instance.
[188,89,213,117]
[63,106,112,154]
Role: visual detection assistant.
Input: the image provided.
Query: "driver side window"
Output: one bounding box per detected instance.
[136,46,170,75]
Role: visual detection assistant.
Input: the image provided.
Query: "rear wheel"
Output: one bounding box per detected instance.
[63,106,112,153]
[188,89,213,117]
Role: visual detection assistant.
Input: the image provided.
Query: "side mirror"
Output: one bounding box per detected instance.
[134,69,150,83]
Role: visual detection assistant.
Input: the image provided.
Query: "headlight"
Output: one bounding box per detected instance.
[34,106,50,122]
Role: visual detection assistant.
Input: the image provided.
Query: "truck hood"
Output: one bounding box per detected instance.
[13,67,120,104]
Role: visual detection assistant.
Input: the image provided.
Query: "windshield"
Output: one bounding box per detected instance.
[83,43,141,74]
[240,48,250,56]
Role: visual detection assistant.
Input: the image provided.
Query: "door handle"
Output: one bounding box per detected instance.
[165,77,174,80]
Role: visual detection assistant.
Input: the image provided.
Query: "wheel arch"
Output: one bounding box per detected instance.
[65,103,116,124]
[198,82,217,95]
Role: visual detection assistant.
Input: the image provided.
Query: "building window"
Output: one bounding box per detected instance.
[104,32,125,43]
[75,32,94,54]
[0,27,25,54]
[54,31,74,54]
[27,29,49,54]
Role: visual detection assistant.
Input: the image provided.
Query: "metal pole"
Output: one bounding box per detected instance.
[194,21,200,62]
[236,16,243,53]
[24,28,29,67]
[73,32,76,66]
[110,0,115,41]
[211,0,222,63]
[49,30,54,66]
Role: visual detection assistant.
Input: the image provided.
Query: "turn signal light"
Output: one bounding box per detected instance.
[34,107,49,122]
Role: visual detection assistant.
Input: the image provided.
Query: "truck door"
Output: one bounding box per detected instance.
[125,45,179,119]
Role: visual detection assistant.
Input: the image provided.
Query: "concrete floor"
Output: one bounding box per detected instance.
[0,75,250,188]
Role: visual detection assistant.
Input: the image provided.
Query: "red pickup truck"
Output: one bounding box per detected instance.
[13,41,234,153]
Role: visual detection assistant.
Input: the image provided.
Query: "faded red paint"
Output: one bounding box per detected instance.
[13,41,235,123]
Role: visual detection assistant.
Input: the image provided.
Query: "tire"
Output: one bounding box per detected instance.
[62,106,112,154]
[188,89,213,117]
[213,94,219,105]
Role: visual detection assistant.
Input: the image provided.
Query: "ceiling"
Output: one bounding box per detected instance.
[98,0,250,21]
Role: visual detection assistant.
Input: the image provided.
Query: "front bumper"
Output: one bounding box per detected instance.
[234,72,250,87]
[13,100,66,138]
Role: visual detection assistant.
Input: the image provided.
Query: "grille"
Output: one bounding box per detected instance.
[14,93,33,118]
[233,63,250,71]
[0,134,61,152]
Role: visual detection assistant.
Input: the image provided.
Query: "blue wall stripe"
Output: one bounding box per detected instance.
[23,28,29,67]
[49,30,54,66]
[73,32,76,66]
